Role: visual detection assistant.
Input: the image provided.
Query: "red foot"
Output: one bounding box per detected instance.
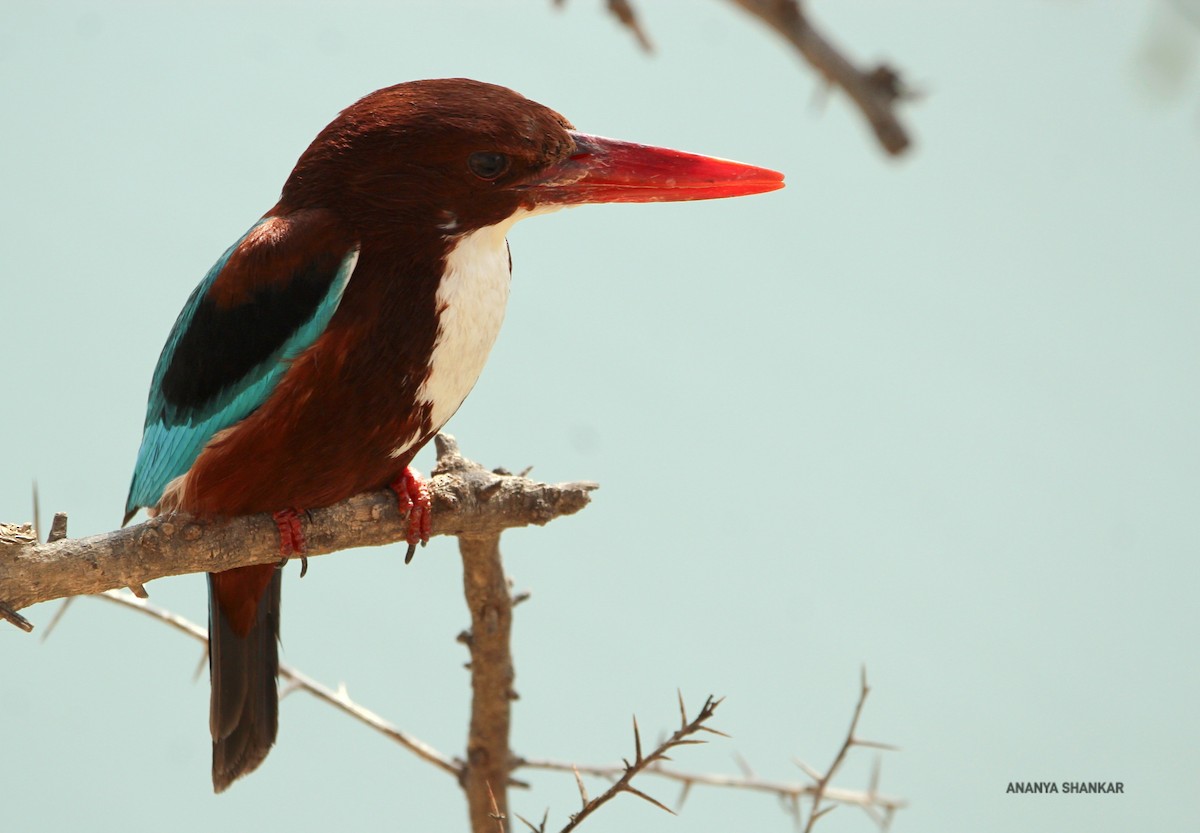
[272,508,306,566]
[389,467,432,563]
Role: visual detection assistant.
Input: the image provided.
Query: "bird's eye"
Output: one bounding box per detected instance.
[468,152,510,181]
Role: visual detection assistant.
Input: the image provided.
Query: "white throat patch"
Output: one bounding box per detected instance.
[388,208,550,459]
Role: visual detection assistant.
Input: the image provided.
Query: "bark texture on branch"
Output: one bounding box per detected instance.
[434,440,518,831]
[458,531,514,830]
[0,434,596,620]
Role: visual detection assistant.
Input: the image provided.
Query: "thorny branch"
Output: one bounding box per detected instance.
[87,592,902,831]
[0,434,596,622]
[568,0,913,156]
[795,668,899,831]
[520,686,902,831]
[94,589,462,778]
[555,693,728,832]
[518,751,905,827]
[15,431,903,830]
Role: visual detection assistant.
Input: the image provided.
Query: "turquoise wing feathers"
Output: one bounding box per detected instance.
[125,213,358,521]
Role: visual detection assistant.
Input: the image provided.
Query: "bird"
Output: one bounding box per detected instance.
[123,77,784,792]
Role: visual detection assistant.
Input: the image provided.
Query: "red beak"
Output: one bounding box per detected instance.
[526,131,785,205]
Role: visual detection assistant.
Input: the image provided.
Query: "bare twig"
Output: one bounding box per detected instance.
[606,0,653,52]
[518,677,903,829]
[727,0,912,155]
[798,666,895,832]
[553,0,653,52]
[552,0,912,155]
[515,808,549,833]
[94,590,462,778]
[519,756,904,818]
[91,589,902,830]
[0,434,597,622]
[556,694,724,832]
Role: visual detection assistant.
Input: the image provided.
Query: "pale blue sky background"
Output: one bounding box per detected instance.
[2,2,1198,832]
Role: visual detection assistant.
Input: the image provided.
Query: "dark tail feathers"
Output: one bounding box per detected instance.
[207,567,282,792]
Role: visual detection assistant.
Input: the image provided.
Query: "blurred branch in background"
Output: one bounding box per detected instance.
[1136,0,1200,103]
[561,0,915,155]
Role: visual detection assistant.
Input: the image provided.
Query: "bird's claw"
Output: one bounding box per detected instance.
[390,467,432,563]
[272,508,308,576]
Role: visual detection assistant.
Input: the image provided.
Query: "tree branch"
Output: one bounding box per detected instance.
[556,694,726,832]
[15,431,904,830]
[516,755,906,823]
[555,0,653,52]
[558,1,912,155]
[86,590,903,830]
[94,589,463,778]
[435,439,519,831]
[795,667,898,831]
[727,0,912,155]
[0,433,597,622]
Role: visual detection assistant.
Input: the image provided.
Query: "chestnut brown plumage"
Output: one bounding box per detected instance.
[124,78,783,792]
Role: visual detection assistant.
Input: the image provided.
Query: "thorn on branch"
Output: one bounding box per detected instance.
[624,785,674,816]
[800,667,881,833]
[478,479,505,500]
[556,693,724,832]
[520,679,904,828]
[573,765,589,807]
[48,512,69,543]
[515,808,549,833]
[31,481,40,543]
[675,779,692,811]
[794,757,822,781]
[40,598,75,642]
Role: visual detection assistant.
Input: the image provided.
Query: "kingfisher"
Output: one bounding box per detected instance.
[123,78,783,792]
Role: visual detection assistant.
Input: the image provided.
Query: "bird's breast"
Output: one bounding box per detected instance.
[389,219,513,459]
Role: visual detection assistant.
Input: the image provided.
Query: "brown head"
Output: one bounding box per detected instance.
[279,78,783,238]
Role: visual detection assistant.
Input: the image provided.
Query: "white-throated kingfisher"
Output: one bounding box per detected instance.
[123,78,783,792]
